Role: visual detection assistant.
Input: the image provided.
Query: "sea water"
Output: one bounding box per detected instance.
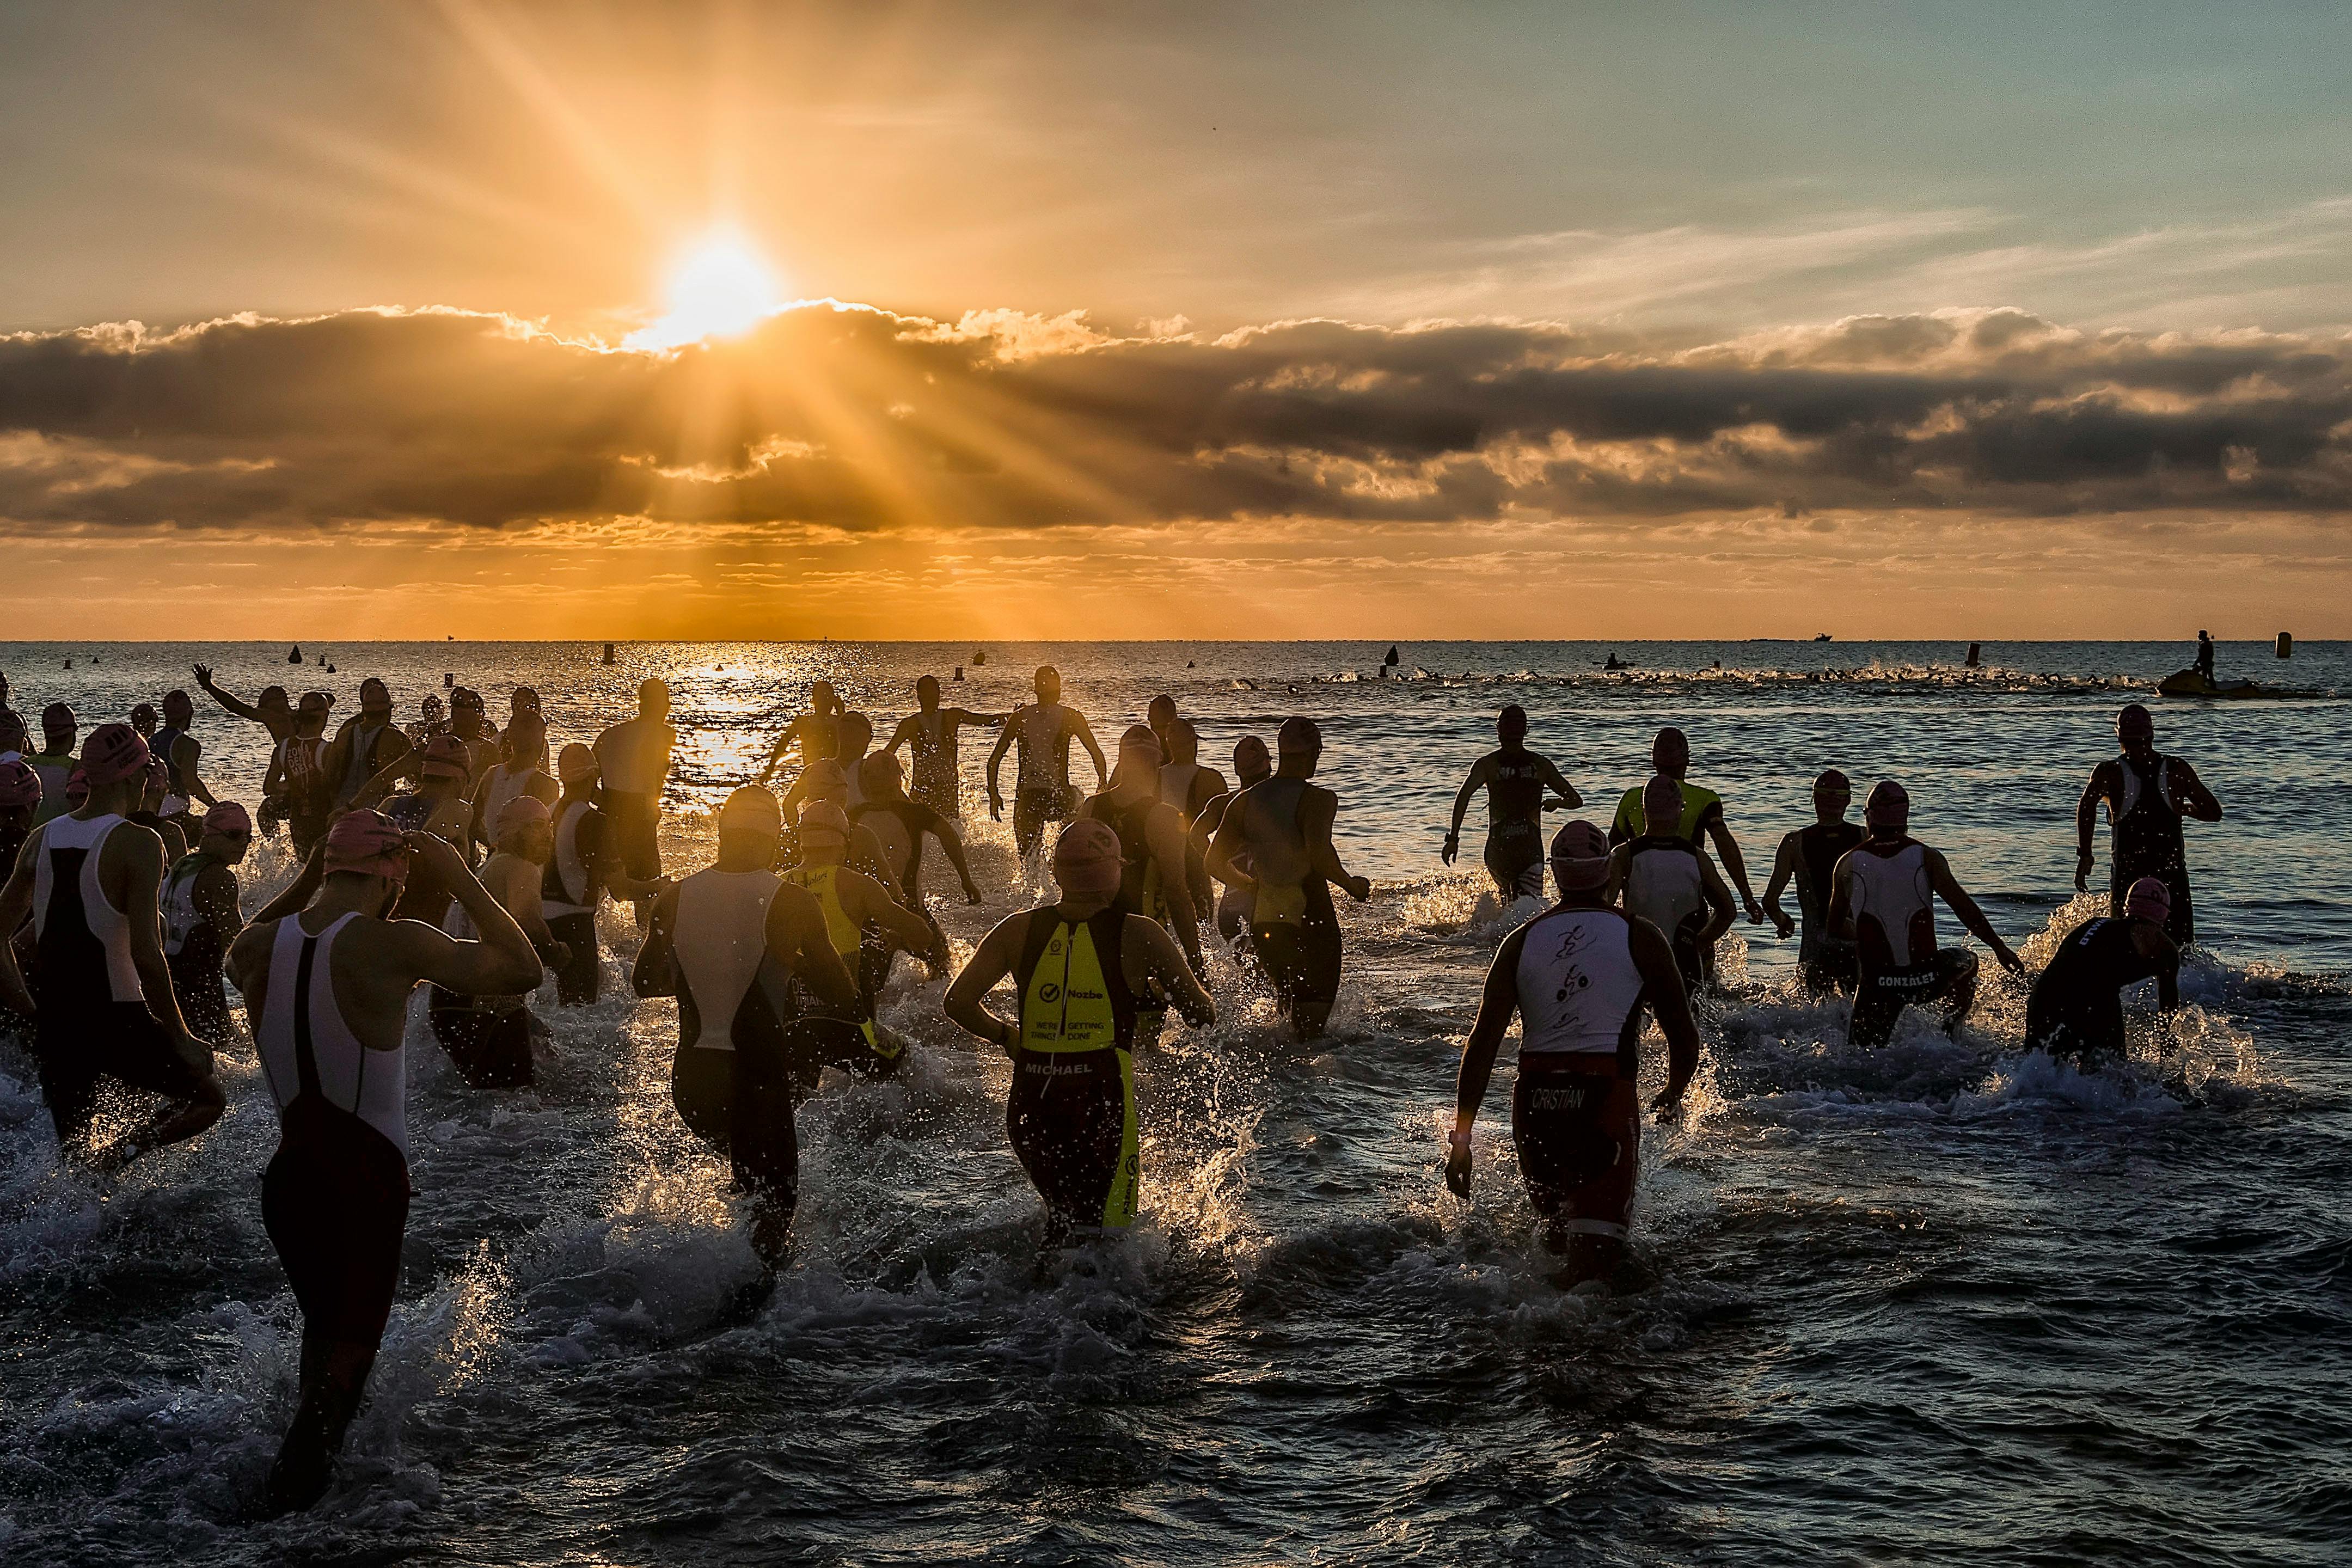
[0,640,2343,1565]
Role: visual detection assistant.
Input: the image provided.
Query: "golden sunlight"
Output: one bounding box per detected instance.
[626,231,784,350]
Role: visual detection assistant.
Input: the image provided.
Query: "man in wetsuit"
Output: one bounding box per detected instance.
[944,819,1213,1247]
[1206,716,1374,1040]
[193,664,299,744]
[593,678,678,924]
[1443,705,1582,901]
[360,734,477,922]
[150,688,217,824]
[540,743,666,1006]
[427,794,562,1089]
[632,786,859,1269]
[1761,769,1868,993]
[2026,876,2182,1071]
[1082,725,1204,981]
[987,665,1107,859]
[1157,718,1226,934]
[782,801,942,1079]
[1193,735,1272,946]
[758,681,844,782]
[323,678,412,812]
[1606,774,1736,993]
[28,702,78,826]
[1609,726,1763,924]
[856,752,986,912]
[1446,820,1702,1282]
[884,674,1006,819]
[227,811,540,1512]
[262,690,336,856]
[161,801,253,1045]
[0,722,226,1168]
[2074,704,2221,946]
[1829,780,2025,1049]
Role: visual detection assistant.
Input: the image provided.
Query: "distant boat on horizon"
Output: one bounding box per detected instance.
[1814,633,1833,642]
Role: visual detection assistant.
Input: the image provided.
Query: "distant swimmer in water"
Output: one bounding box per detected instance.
[28,702,78,826]
[0,723,225,1169]
[2074,704,2220,947]
[1208,717,1374,1039]
[883,674,1007,820]
[855,752,986,918]
[1606,774,1735,993]
[1828,781,2023,1049]
[592,678,678,927]
[1609,726,1765,925]
[429,796,564,1089]
[1082,726,1205,1039]
[1442,704,1582,902]
[192,664,298,744]
[1156,717,1225,925]
[782,800,942,1080]
[944,820,1213,1247]
[262,690,336,859]
[987,665,1107,859]
[542,744,666,1005]
[1193,735,1272,947]
[2026,877,2182,1072]
[323,678,412,812]
[1760,769,1867,993]
[759,681,844,783]
[632,786,859,1269]
[1446,820,1701,1283]
[228,811,539,1512]
[161,802,253,1045]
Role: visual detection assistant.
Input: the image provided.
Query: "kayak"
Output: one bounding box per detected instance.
[2158,669,2262,699]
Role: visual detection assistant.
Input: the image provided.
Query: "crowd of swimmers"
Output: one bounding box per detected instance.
[0,661,2220,1511]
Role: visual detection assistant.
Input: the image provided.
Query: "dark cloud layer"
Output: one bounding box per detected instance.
[1,303,2347,535]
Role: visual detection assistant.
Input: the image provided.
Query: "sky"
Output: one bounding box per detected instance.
[1,0,2348,640]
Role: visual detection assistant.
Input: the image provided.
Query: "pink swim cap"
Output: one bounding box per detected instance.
[66,767,89,809]
[556,743,599,783]
[420,732,471,781]
[1053,819,1124,896]
[2125,877,2171,924]
[81,722,151,788]
[323,808,411,885]
[797,800,850,843]
[203,800,254,837]
[1548,820,1613,891]
[0,759,36,810]
[494,794,550,840]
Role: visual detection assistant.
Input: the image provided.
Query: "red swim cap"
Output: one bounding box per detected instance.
[1053,819,1124,895]
[2125,877,2171,924]
[204,800,254,836]
[81,722,151,787]
[420,733,471,781]
[0,759,37,810]
[323,808,411,885]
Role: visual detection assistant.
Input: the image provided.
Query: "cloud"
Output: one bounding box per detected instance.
[0,301,2348,544]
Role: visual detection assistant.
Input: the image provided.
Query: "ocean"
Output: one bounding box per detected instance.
[0,639,2344,1565]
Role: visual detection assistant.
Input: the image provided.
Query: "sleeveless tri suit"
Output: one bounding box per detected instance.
[1009,909,1143,1236]
[1510,904,1649,1242]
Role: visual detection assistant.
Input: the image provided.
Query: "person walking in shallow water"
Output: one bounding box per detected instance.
[2074,703,2220,946]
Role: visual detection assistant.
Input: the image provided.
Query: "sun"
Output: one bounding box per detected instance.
[627,231,785,349]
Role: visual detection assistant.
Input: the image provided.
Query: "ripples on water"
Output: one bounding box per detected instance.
[0,641,2344,1565]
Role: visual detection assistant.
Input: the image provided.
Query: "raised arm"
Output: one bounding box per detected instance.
[1626,916,1702,1116]
[1760,831,1799,939]
[1445,926,1528,1195]
[193,665,264,725]
[944,912,1026,1051]
[1925,848,2023,975]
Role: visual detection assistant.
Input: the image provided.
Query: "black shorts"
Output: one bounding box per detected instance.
[1799,928,1859,994]
[1012,786,1077,852]
[547,911,600,1006]
[1510,1057,1640,1241]
[2025,997,2128,1069]
[428,993,535,1089]
[264,1098,411,1348]
[603,790,662,881]
[1483,825,1546,899]
[1251,878,1343,1039]
[1008,1045,1138,1234]
[788,1014,901,1086]
[671,1043,800,1215]
[168,950,232,1044]
[1849,949,1979,1050]
[36,1002,212,1146]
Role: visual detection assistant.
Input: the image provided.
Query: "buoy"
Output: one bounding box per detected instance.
[952,666,964,682]
[444,672,455,689]
[289,645,302,664]
[972,649,987,666]
[1965,642,1981,668]
[2277,632,2293,658]
[601,642,616,665]
[1383,646,1400,667]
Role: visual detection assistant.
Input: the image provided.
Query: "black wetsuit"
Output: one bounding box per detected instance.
[1009,909,1142,1238]
[2026,917,2176,1069]
[161,850,235,1044]
[1794,821,1866,991]
[1239,777,1343,1038]
[1481,750,1548,898]
[2109,754,2195,945]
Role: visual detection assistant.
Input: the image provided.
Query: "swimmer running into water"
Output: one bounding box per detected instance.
[1447,820,1701,1283]
[2074,703,2221,946]
[1606,775,1735,993]
[1193,735,1272,946]
[228,811,541,1512]
[1442,704,1581,901]
[782,800,942,1080]
[1609,726,1765,924]
[945,820,1212,1248]
[2025,876,2181,1072]
[883,675,1006,820]
[1760,769,1867,993]
[987,666,1107,859]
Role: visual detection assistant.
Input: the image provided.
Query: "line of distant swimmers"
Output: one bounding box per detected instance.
[0,664,2220,1511]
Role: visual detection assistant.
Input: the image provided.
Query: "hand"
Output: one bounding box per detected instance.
[171,1026,215,1075]
[2073,850,2091,893]
[1744,901,1765,925]
[962,881,984,906]
[192,663,213,685]
[1767,906,1795,939]
[1650,1087,1685,1123]
[1995,944,2026,978]
[1440,831,1459,866]
[988,793,1004,823]
[405,830,469,885]
[1344,875,1372,902]
[1443,1131,1473,1197]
